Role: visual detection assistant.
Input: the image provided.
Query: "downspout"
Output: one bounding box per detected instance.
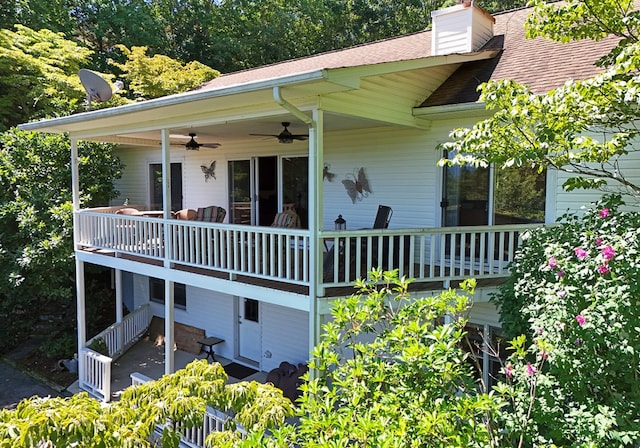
[272,87,323,371]
[273,86,313,126]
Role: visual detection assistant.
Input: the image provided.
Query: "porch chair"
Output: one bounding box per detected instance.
[372,204,393,229]
[195,205,226,223]
[323,205,393,282]
[175,208,196,220]
[271,209,300,228]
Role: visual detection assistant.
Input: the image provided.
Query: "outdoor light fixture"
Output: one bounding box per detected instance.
[334,214,346,230]
[185,133,200,150]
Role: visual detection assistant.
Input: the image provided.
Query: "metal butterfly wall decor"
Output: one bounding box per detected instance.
[342,167,372,203]
[201,160,216,182]
[323,162,335,182]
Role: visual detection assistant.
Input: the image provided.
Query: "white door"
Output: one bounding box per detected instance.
[238,298,261,362]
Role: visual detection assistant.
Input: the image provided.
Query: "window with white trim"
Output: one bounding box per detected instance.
[149,278,186,309]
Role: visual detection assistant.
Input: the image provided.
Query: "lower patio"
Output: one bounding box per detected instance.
[108,337,268,401]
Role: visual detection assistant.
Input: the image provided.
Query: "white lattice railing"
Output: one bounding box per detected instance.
[130,374,246,447]
[77,209,540,289]
[81,304,152,402]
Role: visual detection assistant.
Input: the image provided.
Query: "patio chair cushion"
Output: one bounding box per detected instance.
[195,206,226,223]
[175,209,196,220]
[271,211,299,228]
[115,207,143,215]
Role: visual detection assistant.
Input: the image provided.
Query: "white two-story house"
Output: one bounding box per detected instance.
[20,2,633,401]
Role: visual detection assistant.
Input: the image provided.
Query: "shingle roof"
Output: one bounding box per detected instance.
[422,7,620,106]
[199,5,621,107]
[198,32,432,90]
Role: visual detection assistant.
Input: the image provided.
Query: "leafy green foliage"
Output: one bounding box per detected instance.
[0,129,123,352]
[111,45,220,100]
[0,25,92,131]
[0,360,294,447]
[493,196,640,446]
[3,1,528,76]
[440,0,640,201]
[268,271,503,447]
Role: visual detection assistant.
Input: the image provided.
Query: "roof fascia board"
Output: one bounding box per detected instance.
[413,101,491,120]
[325,49,500,87]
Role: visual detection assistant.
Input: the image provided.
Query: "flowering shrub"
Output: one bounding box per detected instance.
[492,195,640,447]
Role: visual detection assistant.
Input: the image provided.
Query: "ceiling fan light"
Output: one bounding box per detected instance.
[185,134,200,150]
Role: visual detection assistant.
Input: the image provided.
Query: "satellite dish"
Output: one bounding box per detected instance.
[78,69,113,110]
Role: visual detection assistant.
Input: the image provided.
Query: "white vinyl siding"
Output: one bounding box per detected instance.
[260,304,309,372]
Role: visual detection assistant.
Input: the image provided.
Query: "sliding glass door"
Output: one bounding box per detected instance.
[228,155,308,228]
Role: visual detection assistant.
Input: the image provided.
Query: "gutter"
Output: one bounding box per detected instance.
[18,70,329,132]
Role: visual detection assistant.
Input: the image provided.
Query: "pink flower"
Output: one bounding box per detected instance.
[574,247,588,260]
[505,364,514,378]
[556,289,567,298]
[557,270,565,278]
[599,208,610,218]
[598,264,610,274]
[526,362,537,376]
[576,315,586,326]
[548,257,558,269]
[536,327,543,335]
[595,238,603,247]
[601,245,615,260]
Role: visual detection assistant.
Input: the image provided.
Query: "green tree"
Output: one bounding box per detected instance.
[112,45,220,100]
[0,25,92,131]
[267,272,503,448]
[0,129,123,351]
[0,0,77,35]
[440,0,640,200]
[70,0,165,71]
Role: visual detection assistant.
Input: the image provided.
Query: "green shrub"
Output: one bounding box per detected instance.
[272,271,503,448]
[41,333,76,360]
[492,195,640,447]
[87,337,109,356]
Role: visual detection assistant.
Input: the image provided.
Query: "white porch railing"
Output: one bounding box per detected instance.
[79,348,112,402]
[81,304,152,402]
[76,209,540,289]
[321,224,537,287]
[130,374,245,447]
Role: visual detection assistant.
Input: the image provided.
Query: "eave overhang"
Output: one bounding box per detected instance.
[18,48,501,139]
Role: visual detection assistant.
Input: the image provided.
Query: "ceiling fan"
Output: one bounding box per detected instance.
[250,122,309,144]
[184,132,221,150]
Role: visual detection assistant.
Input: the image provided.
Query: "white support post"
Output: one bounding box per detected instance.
[165,280,175,374]
[161,128,175,374]
[115,269,123,351]
[308,108,323,369]
[70,137,86,382]
[76,258,86,384]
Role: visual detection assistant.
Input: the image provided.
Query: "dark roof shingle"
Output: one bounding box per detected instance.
[199,5,621,106]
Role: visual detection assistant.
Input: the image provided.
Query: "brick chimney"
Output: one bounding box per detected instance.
[431,0,495,56]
